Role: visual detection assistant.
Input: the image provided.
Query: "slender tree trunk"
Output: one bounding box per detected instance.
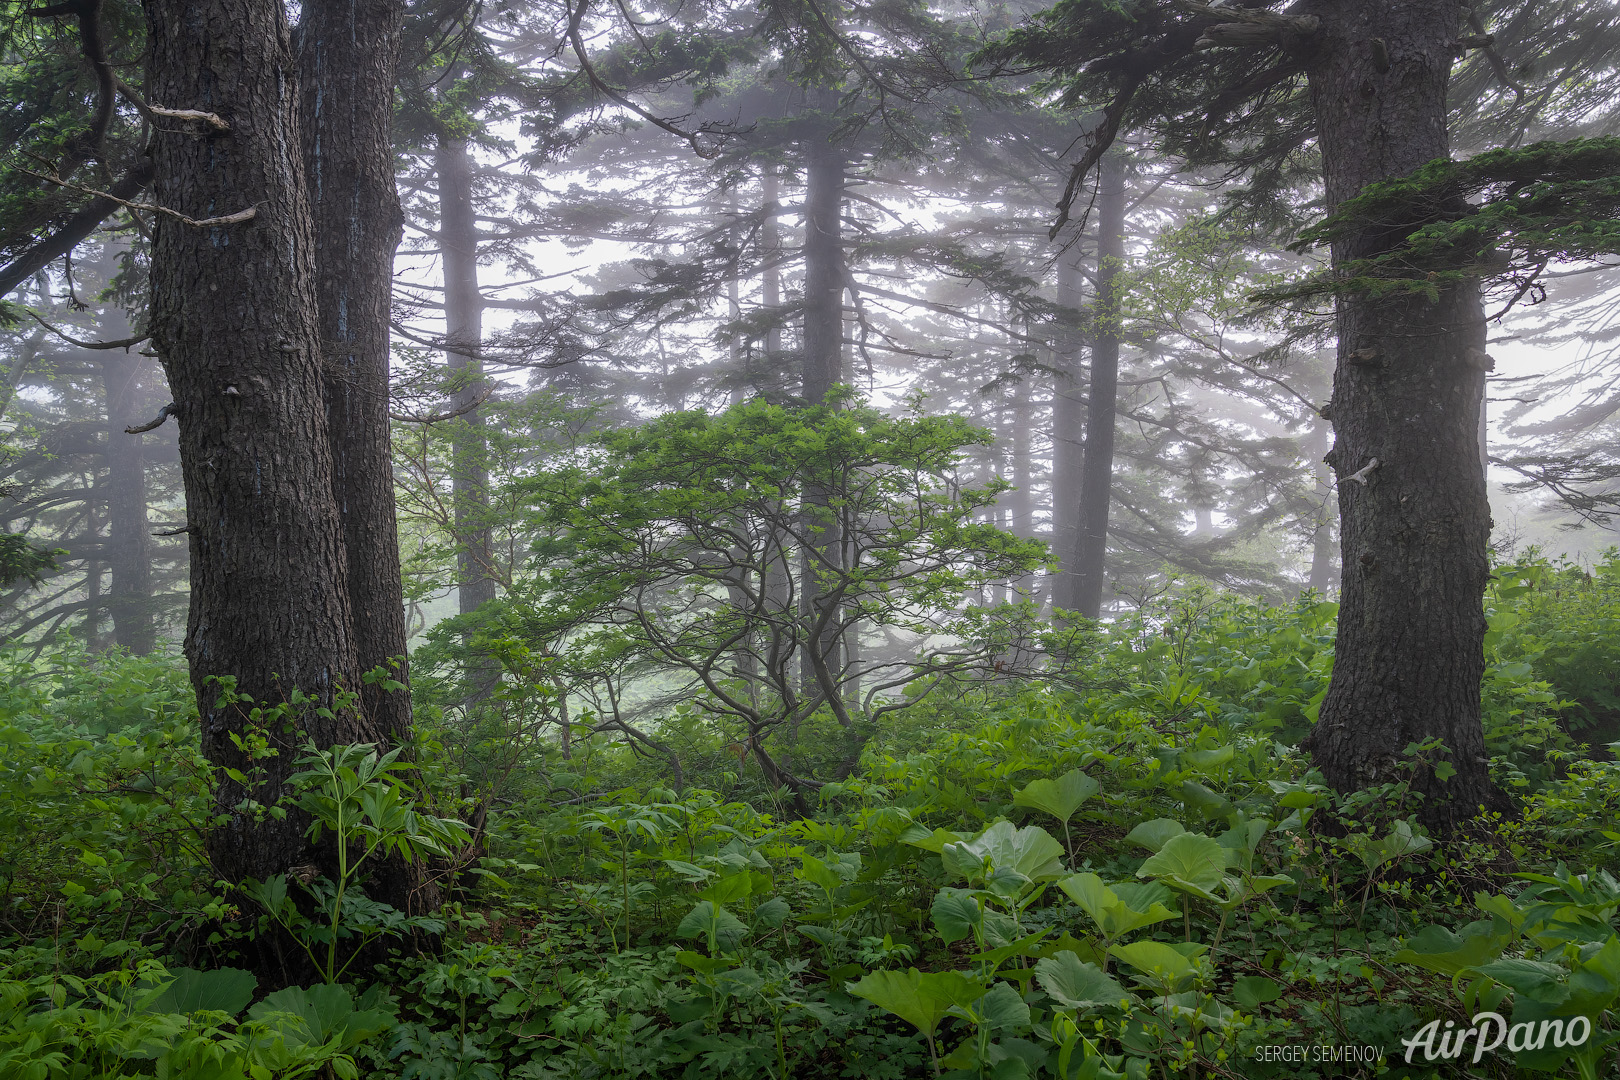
[1306,420,1337,594]
[436,134,495,619]
[298,0,413,742]
[100,345,155,655]
[1051,256,1086,611]
[799,128,845,697]
[1301,0,1504,826]
[145,0,363,885]
[1071,155,1126,620]
[762,170,785,384]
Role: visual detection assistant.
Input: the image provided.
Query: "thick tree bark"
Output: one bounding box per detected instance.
[1070,154,1125,620]
[436,134,496,619]
[297,0,413,743]
[1051,255,1086,611]
[1300,0,1505,826]
[144,0,362,884]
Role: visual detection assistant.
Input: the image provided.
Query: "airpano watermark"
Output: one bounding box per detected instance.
[1400,1012,1592,1064]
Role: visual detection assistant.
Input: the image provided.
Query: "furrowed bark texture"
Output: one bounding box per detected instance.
[1300,0,1503,825]
[298,0,412,744]
[1070,155,1125,620]
[144,0,362,882]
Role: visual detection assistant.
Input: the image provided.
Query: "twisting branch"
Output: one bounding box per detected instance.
[16,164,256,228]
[1051,76,1139,239]
[25,309,147,350]
[125,401,176,434]
[113,79,231,133]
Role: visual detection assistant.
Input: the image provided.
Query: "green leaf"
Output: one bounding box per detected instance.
[144,967,258,1017]
[1392,922,1511,977]
[1231,976,1281,1010]
[1342,820,1433,872]
[846,968,988,1039]
[1035,951,1129,1009]
[1012,770,1098,826]
[932,887,984,946]
[1056,874,1176,939]
[954,820,1066,882]
[247,983,393,1054]
[1110,941,1206,984]
[675,900,749,952]
[1136,832,1225,900]
[1124,819,1185,853]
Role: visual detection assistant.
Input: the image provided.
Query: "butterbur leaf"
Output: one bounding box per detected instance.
[1231,976,1282,1010]
[900,824,973,854]
[247,983,393,1053]
[143,967,257,1016]
[1136,833,1225,899]
[1056,874,1175,938]
[971,981,1032,1032]
[932,887,983,945]
[1035,951,1129,1009]
[1392,921,1510,976]
[1124,819,1185,853]
[846,968,987,1039]
[957,821,1066,883]
[1012,770,1099,826]
[751,897,790,929]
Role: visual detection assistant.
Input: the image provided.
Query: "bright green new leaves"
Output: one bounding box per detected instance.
[846,968,988,1040]
[1124,819,1185,854]
[1057,874,1176,940]
[1012,769,1098,828]
[1110,942,1209,993]
[1035,951,1129,1010]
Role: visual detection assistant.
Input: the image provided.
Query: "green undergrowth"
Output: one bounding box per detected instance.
[1,554,1618,1078]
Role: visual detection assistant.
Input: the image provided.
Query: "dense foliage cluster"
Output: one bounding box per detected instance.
[0,553,1617,1077]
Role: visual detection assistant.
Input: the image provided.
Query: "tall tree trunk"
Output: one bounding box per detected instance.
[761,169,785,384]
[1071,154,1125,620]
[298,0,438,917]
[798,128,845,698]
[1051,256,1086,611]
[145,0,362,885]
[298,0,412,743]
[436,134,495,619]
[1301,0,1503,826]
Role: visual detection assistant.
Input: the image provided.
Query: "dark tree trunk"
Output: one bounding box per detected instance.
[297,0,412,743]
[1300,0,1504,826]
[1071,155,1125,620]
[799,129,845,697]
[144,0,362,884]
[1051,255,1086,611]
[436,134,496,619]
[100,345,155,655]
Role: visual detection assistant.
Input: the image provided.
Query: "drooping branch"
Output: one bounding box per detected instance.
[389,383,496,423]
[125,402,176,434]
[0,159,154,299]
[25,310,148,350]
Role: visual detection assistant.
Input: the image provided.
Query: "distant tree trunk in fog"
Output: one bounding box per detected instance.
[1193,505,1214,533]
[1009,361,1033,598]
[100,348,154,655]
[1306,421,1337,594]
[1071,154,1126,620]
[1051,256,1086,611]
[145,0,365,889]
[436,134,496,619]
[799,128,845,697]
[762,169,785,377]
[299,0,414,745]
